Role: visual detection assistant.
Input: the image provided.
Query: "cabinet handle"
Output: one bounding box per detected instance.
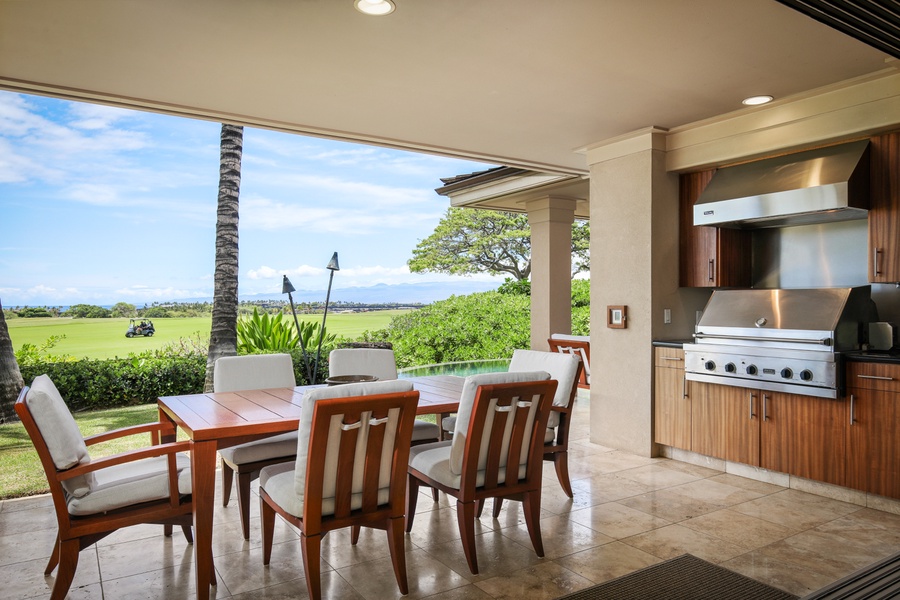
[682,375,688,399]
[708,259,714,282]
[850,394,855,425]
[762,393,769,421]
[662,356,684,361]
[874,247,882,276]
[749,391,755,420]
[857,374,895,381]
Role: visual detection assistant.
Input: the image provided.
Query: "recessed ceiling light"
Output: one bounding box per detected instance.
[742,95,774,106]
[355,0,395,16]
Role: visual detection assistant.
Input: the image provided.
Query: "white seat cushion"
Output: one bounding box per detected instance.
[218,432,299,465]
[408,440,526,490]
[67,453,192,516]
[412,419,440,442]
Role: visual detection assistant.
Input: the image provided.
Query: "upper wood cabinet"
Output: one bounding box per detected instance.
[679,170,751,288]
[869,132,900,283]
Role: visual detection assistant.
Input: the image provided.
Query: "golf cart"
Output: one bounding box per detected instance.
[126,319,155,338]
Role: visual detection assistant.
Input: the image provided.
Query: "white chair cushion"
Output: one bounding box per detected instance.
[449,370,550,476]
[409,440,527,490]
[549,335,591,384]
[550,334,589,342]
[293,379,415,507]
[328,348,398,380]
[218,432,299,465]
[412,419,440,442]
[26,375,93,498]
[67,453,192,516]
[441,415,457,434]
[213,354,296,393]
[509,350,580,428]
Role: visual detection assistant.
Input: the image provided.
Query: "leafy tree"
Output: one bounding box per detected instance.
[64,304,111,318]
[204,124,243,391]
[0,299,24,422]
[110,302,137,318]
[409,208,589,281]
[15,307,52,318]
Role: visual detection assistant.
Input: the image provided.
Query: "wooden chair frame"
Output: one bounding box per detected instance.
[15,386,206,600]
[543,360,584,499]
[260,390,418,600]
[548,337,591,389]
[406,379,557,575]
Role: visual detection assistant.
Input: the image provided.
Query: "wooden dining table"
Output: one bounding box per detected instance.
[157,374,464,600]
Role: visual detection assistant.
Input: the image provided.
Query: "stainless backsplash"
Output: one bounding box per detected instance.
[751,219,900,323]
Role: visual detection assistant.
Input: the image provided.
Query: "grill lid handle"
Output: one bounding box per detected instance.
[693,333,833,346]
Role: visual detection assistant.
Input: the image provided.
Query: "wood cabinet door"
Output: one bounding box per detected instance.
[762,392,847,487]
[654,364,691,449]
[691,382,758,464]
[848,387,900,498]
[869,132,900,283]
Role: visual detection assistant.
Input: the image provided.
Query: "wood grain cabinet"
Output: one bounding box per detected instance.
[679,170,752,288]
[691,382,759,466]
[653,348,691,450]
[846,362,900,498]
[868,132,900,283]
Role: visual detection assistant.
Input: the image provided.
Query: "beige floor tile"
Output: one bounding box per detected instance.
[0,504,57,536]
[500,514,614,560]
[766,529,896,575]
[214,540,314,597]
[707,472,786,495]
[614,463,707,490]
[101,560,232,600]
[0,525,57,567]
[617,488,722,523]
[568,472,657,505]
[566,501,671,539]
[667,477,768,507]
[339,547,470,600]
[0,550,101,600]
[229,570,362,599]
[730,489,861,530]
[655,459,724,479]
[554,540,663,584]
[424,528,545,583]
[813,506,900,549]
[474,561,595,600]
[539,481,597,515]
[320,524,401,570]
[97,530,195,582]
[678,508,799,550]
[0,493,53,513]
[621,523,747,564]
[722,550,837,597]
[414,584,495,599]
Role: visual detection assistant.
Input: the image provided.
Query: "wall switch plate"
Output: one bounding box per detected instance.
[664,308,671,324]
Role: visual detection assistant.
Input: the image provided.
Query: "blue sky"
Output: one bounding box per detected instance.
[0,91,503,307]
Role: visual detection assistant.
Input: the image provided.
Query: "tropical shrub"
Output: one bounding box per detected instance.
[63,304,111,318]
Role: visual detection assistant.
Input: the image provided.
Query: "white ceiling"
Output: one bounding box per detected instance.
[0,0,893,175]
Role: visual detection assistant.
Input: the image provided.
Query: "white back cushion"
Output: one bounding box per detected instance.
[293,379,414,504]
[550,333,590,342]
[328,348,398,380]
[509,349,579,408]
[449,370,550,476]
[213,354,296,392]
[26,375,93,497]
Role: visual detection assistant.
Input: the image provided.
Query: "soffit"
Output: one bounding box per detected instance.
[0,0,893,175]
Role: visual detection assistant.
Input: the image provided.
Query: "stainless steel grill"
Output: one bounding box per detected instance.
[684,286,876,399]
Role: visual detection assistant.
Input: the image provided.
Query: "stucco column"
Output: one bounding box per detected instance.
[526,196,577,351]
[583,127,687,456]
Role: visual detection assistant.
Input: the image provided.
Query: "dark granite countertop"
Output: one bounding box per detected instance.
[844,351,900,365]
[652,339,692,349]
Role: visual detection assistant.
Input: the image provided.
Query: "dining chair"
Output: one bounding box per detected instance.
[329,347,440,444]
[213,353,298,540]
[548,333,591,388]
[406,371,558,575]
[259,379,418,600]
[16,375,203,600]
[440,350,582,498]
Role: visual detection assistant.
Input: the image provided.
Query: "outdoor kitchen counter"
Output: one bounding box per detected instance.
[652,339,692,349]
[844,351,900,365]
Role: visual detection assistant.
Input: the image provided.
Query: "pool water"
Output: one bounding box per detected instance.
[398,358,511,378]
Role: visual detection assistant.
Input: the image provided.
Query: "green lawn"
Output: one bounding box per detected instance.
[7,311,407,360]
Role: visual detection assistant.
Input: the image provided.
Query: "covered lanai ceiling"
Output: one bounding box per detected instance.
[0,0,895,176]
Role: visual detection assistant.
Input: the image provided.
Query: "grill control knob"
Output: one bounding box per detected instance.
[800,369,814,382]
[781,368,793,379]
[746,365,758,376]
[704,360,716,371]
[725,363,737,373]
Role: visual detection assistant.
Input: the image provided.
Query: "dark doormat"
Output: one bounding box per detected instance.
[555,554,798,600]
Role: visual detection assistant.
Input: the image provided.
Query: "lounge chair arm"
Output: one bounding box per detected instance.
[57,440,192,481]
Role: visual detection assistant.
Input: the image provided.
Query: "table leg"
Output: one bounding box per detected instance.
[192,440,217,599]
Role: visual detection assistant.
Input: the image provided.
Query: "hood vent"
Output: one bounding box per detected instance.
[694,140,870,229]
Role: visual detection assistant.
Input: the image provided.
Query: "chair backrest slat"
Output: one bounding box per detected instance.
[361,406,389,513]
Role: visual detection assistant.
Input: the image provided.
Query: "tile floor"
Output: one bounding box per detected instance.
[4,391,900,599]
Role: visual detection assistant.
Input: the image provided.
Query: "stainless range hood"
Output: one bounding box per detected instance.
[693,140,870,229]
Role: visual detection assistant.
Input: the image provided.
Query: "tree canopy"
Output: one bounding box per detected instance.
[408,208,589,281]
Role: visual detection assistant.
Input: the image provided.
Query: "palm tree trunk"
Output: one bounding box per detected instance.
[0,300,25,422]
[204,124,243,392]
